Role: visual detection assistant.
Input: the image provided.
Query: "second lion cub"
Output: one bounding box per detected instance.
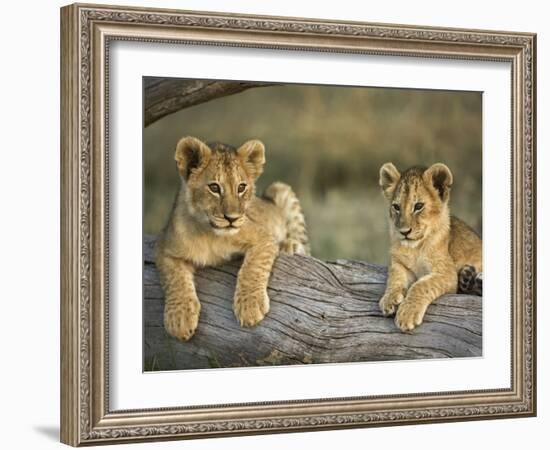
[378,162,482,332]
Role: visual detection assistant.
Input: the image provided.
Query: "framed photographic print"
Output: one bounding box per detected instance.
[60,3,536,446]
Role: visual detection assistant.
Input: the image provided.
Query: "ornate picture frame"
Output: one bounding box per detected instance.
[60,3,536,446]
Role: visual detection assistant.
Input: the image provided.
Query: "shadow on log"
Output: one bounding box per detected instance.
[144,235,482,371]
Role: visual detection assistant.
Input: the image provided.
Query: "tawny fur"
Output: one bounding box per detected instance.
[378,162,482,332]
[155,136,309,341]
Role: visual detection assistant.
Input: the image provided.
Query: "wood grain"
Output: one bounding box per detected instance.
[143,235,482,370]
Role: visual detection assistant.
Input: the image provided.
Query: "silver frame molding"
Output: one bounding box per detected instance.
[60,3,536,446]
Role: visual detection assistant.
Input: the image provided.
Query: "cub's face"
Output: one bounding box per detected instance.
[379,162,453,247]
[175,137,265,236]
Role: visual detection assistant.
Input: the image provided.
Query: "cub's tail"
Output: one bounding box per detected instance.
[263,182,310,255]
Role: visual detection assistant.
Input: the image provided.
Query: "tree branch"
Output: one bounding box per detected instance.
[144,78,272,127]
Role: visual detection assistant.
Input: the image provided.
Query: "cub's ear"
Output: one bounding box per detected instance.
[174,136,211,179]
[379,162,401,199]
[236,139,266,179]
[424,163,453,202]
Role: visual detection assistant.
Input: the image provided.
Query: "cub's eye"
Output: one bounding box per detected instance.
[237,183,247,194]
[392,203,400,212]
[208,183,221,194]
[414,202,425,212]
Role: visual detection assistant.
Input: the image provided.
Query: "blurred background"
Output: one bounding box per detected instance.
[144,81,482,265]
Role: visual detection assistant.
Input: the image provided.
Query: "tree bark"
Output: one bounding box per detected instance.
[143,235,482,371]
[144,78,272,127]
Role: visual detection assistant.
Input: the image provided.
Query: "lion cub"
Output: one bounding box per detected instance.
[378,162,482,332]
[155,136,309,341]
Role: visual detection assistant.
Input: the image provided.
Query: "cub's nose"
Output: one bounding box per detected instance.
[400,228,412,237]
[224,214,240,224]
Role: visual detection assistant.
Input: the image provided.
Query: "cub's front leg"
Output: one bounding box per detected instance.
[395,267,457,332]
[234,240,279,327]
[379,261,414,316]
[156,254,201,341]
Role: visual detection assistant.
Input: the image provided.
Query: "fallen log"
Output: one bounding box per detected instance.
[143,235,482,371]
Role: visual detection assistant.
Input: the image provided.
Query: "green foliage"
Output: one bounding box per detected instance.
[144,83,481,264]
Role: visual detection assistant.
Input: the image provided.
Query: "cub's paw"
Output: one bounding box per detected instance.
[280,238,308,256]
[234,289,270,327]
[458,265,483,296]
[473,272,483,296]
[395,301,428,332]
[379,291,404,316]
[164,298,201,341]
[458,265,476,294]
